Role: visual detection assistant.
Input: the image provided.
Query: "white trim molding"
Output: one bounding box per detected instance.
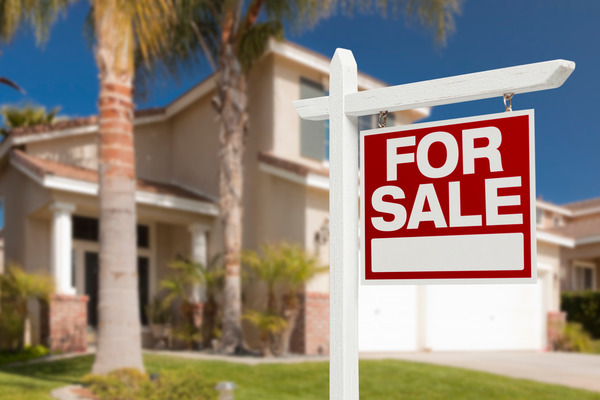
[259,161,330,191]
[535,199,572,216]
[536,231,575,248]
[13,125,98,146]
[575,234,600,246]
[10,158,218,216]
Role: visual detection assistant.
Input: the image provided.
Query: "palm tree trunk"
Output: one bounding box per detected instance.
[279,294,300,356]
[215,43,247,354]
[92,4,144,374]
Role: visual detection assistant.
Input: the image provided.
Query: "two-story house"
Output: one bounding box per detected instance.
[0,40,597,354]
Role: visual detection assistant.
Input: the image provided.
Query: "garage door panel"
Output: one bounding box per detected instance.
[425,284,544,351]
[359,285,418,351]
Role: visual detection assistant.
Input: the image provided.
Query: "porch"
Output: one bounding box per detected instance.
[8,150,219,351]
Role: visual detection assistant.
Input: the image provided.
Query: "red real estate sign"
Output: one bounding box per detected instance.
[360,111,537,284]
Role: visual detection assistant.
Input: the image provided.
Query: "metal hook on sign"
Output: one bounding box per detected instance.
[378,111,388,128]
[503,93,514,112]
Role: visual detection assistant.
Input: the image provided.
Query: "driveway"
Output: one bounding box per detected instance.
[360,351,600,393]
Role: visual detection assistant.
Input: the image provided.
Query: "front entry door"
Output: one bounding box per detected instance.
[85,252,150,328]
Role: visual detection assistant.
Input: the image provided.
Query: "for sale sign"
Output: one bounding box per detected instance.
[360,111,536,284]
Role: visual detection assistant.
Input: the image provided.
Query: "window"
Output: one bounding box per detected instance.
[138,257,150,325]
[137,225,150,248]
[0,198,5,230]
[573,263,597,291]
[552,215,563,227]
[536,209,543,226]
[73,215,149,249]
[300,78,328,161]
[73,216,99,242]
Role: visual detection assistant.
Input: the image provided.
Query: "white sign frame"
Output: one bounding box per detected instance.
[360,110,538,285]
[293,49,574,400]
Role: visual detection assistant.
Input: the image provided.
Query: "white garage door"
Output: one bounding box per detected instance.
[359,285,419,352]
[425,277,546,351]
[358,270,548,352]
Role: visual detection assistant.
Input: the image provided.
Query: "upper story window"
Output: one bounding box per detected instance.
[0,198,4,230]
[300,78,328,161]
[536,209,543,226]
[300,78,397,162]
[552,215,564,227]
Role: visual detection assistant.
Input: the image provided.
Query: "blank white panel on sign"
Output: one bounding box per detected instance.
[371,233,524,272]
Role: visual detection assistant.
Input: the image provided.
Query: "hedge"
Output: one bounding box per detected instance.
[561,291,600,339]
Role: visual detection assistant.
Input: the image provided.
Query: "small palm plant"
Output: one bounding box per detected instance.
[242,310,287,357]
[243,242,326,356]
[0,264,54,351]
[160,255,224,350]
[279,244,327,355]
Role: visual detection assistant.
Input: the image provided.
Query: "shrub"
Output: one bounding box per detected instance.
[0,264,54,350]
[561,291,600,338]
[0,345,50,366]
[554,322,593,352]
[82,368,218,400]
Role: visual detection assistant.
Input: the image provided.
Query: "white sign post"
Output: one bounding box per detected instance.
[293,49,574,400]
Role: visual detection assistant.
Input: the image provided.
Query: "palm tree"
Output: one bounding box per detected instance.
[147,0,461,354]
[0,0,175,373]
[90,0,175,374]
[0,104,60,137]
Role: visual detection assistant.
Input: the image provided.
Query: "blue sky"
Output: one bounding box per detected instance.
[0,1,598,205]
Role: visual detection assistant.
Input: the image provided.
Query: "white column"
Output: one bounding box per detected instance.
[50,202,76,295]
[189,223,210,302]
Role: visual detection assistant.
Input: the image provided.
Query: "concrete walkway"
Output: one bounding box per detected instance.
[361,351,600,393]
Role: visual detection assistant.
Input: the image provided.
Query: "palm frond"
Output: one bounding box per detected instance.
[237,20,283,72]
[344,0,461,43]
[0,76,25,93]
[134,0,221,100]
[0,0,74,44]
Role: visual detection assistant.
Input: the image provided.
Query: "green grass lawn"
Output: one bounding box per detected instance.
[0,354,599,400]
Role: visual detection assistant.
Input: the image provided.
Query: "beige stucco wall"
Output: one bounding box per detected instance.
[135,121,172,182]
[537,241,561,311]
[170,96,220,198]
[26,133,99,170]
[304,187,330,293]
[0,166,52,270]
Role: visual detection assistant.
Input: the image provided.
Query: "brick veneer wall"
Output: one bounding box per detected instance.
[290,292,329,355]
[45,294,89,353]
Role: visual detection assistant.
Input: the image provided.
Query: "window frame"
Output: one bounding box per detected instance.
[572,261,597,291]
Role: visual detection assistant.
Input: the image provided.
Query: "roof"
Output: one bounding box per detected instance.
[258,151,329,178]
[10,149,214,204]
[545,215,600,240]
[2,40,427,142]
[9,108,166,138]
[562,197,600,212]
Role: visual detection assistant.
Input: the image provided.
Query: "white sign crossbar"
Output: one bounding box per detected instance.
[294,59,574,121]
